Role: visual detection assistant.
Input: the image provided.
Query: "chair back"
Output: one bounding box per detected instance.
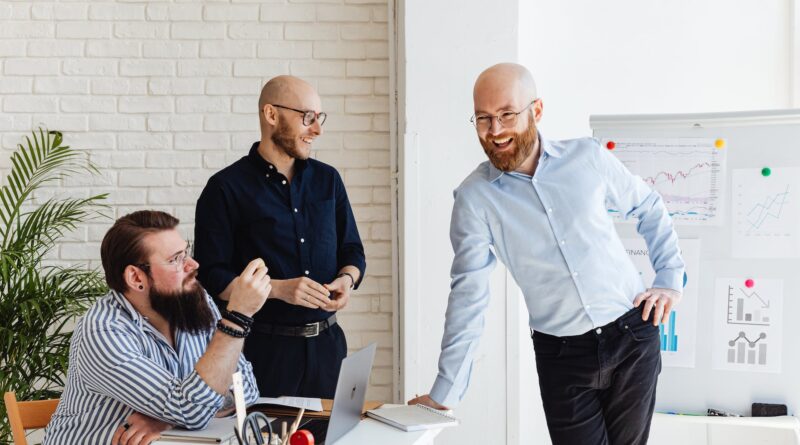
[3,392,59,445]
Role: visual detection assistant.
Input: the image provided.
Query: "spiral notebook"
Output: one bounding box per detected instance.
[365,404,459,432]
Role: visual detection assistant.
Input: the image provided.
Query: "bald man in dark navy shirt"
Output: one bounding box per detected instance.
[195,75,366,398]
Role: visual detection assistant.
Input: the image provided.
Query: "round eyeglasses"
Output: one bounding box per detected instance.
[271,104,327,127]
[470,99,538,131]
[136,242,193,273]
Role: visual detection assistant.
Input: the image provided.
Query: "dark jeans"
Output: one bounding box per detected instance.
[244,322,347,398]
[532,307,662,445]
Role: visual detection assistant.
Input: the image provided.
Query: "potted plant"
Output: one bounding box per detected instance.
[0,129,108,443]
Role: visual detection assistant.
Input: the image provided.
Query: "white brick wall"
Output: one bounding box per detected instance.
[0,0,393,402]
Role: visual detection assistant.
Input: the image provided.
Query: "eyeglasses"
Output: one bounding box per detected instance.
[136,242,193,273]
[470,99,538,131]
[271,104,327,127]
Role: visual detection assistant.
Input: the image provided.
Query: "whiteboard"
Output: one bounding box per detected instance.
[591,109,800,416]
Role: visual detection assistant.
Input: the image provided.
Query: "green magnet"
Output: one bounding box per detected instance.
[761,167,771,177]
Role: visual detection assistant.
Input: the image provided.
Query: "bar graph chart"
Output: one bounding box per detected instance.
[659,312,678,352]
[727,331,768,365]
[726,285,770,326]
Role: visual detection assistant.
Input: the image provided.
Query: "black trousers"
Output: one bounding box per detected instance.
[532,307,662,445]
[243,323,347,398]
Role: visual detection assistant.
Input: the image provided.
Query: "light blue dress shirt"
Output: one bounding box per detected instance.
[429,135,685,407]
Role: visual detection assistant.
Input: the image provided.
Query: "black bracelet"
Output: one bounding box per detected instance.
[221,308,254,329]
[216,319,249,338]
[336,272,355,289]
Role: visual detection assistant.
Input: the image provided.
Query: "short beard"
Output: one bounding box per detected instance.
[480,114,538,172]
[148,272,215,335]
[270,116,309,160]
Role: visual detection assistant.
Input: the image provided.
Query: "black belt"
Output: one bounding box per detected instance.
[251,314,337,338]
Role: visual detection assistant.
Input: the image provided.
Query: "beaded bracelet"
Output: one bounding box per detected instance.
[221,308,254,330]
[216,319,249,338]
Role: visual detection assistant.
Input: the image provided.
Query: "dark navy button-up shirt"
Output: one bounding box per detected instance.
[194,142,366,324]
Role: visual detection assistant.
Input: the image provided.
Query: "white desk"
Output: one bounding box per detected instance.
[649,413,800,445]
[154,414,443,445]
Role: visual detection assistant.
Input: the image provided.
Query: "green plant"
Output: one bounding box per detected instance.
[0,129,108,443]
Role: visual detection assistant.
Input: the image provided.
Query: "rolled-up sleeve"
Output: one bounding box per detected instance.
[77,327,223,430]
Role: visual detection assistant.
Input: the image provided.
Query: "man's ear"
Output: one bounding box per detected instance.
[123,265,147,292]
[262,104,278,126]
[532,99,544,124]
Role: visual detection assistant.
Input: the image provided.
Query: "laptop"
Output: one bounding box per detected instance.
[270,342,376,444]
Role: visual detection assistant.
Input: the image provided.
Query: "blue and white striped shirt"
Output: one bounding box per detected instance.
[43,290,259,444]
[430,136,685,406]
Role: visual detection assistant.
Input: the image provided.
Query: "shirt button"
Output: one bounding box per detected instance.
[572,271,578,277]
[547,208,553,213]
[293,208,298,213]
[586,304,591,310]
[269,165,273,169]
[595,327,602,334]
[560,240,565,245]
[532,178,538,183]
[300,238,305,243]
[304,270,310,275]
[282,180,287,185]
[265,174,270,178]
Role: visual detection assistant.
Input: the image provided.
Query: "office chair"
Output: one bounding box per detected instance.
[4,392,59,445]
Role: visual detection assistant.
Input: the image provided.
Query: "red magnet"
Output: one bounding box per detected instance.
[606,141,616,150]
[745,279,755,288]
[290,429,315,445]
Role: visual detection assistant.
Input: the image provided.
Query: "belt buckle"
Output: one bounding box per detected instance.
[305,322,320,337]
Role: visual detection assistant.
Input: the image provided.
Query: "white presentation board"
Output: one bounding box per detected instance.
[591,109,800,416]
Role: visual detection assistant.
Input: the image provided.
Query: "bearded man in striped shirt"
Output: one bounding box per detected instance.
[43,210,270,445]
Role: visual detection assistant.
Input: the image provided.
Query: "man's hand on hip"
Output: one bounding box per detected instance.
[634,287,682,326]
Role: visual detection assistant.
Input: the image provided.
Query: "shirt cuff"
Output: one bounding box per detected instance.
[653,268,685,293]
[429,375,459,407]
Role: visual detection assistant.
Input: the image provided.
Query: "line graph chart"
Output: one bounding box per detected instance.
[733,168,800,258]
[603,138,726,225]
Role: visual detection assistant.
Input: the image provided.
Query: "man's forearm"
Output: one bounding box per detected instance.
[338,265,361,284]
[195,320,245,395]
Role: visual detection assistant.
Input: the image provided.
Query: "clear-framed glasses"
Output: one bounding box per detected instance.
[271,104,327,127]
[136,241,193,273]
[470,99,538,131]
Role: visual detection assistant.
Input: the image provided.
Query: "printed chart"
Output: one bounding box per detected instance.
[603,138,727,226]
[713,278,783,373]
[622,238,699,367]
[732,168,800,258]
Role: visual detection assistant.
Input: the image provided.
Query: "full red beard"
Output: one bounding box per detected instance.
[479,115,538,172]
[271,116,310,160]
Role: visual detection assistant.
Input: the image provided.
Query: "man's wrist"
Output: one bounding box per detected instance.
[336,272,355,289]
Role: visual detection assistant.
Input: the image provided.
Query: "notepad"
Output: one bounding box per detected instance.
[365,404,459,432]
[159,417,237,443]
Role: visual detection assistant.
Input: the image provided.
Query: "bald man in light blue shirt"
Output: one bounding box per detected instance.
[410,63,684,445]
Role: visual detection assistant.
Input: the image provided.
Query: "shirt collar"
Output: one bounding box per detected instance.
[247,141,309,174]
[110,289,145,327]
[488,132,562,182]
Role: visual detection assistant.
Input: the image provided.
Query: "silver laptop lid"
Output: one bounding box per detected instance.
[325,343,377,444]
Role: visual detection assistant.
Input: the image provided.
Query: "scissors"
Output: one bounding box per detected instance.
[235,411,274,445]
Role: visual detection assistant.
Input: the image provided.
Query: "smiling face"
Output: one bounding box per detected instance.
[261,77,323,161]
[473,63,542,172]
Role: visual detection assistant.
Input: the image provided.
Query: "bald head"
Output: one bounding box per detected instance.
[259,75,317,111]
[473,63,537,113]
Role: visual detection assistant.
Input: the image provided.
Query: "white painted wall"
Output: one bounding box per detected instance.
[398,0,521,443]
[515,1,796,443]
